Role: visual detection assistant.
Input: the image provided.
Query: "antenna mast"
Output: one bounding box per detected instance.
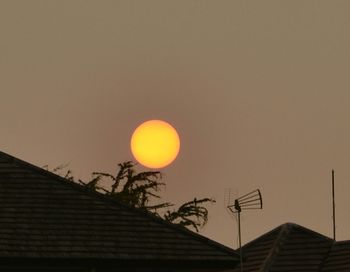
[227,189,263,272]
[332,169,336,241]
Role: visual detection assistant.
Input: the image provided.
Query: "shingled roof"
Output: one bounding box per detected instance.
[322,241,350,271]
[0,151,238,271]
[231,223,350,272]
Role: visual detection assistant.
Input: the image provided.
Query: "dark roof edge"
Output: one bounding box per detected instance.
[286,222,333,242]
[0,151,238,260]
[0,257,237,270]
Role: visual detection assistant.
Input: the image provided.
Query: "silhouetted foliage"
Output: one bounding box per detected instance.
[85,161,173,211]
[164,198,215,232]
[47,161,214,232]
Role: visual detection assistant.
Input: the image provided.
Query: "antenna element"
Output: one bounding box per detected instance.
[227,189,263,272]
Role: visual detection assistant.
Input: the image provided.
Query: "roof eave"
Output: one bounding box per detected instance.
[0,257,238,271]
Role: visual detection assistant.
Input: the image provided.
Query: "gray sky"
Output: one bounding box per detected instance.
[1,1,350,248]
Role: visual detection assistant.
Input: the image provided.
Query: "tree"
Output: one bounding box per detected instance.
[49,161,215,232]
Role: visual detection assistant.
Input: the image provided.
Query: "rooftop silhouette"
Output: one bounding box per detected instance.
[0,151,238,271]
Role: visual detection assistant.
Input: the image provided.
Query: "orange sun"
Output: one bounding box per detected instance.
[130,120,180,169]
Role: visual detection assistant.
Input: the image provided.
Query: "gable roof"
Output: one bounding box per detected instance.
[0,151,238,270]
[231,223,350,272]
[232,223,334,272]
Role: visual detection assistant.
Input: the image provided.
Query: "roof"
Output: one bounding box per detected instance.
[231,223,350,272]
[322,240,350,272]
[0,151,238,270]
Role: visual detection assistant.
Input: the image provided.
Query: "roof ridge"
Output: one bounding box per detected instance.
[0,151,238,259]
[259,223,292,272]
[241,222,290,249]
[287,222,333,241]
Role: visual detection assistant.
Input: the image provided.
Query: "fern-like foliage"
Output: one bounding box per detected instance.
[46,161,214,232]
[90,161,173,212]
[164,198,215,232]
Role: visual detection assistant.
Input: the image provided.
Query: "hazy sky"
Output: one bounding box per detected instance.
[1,1,350,248]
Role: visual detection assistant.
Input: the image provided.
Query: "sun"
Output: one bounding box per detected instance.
[130,120,180,169]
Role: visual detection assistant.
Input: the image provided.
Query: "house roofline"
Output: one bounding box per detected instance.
[242,222,333,251]
[0,151,239,261]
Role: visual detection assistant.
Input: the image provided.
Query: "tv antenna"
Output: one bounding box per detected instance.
[227,189,263,272]
[331,169,336,241]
